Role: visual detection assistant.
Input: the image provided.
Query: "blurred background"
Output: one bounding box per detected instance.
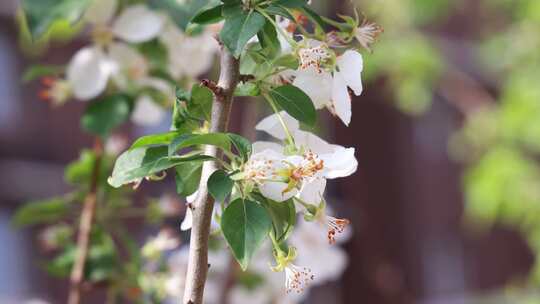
[1,0,540,303]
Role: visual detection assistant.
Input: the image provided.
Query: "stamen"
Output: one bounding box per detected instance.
[326,216,350,244]
[298,45,332,73]
[285,264,314,294]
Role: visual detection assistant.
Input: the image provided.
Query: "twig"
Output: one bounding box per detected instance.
[182,48,240,304]
[67,138,103,304]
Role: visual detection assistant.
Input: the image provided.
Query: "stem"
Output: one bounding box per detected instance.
[263,93,295,146]
[182,46,240,304]
[68,138,103,304]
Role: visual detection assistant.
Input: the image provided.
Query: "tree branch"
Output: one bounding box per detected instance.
[68,138,103,304]
[182,48,240,304]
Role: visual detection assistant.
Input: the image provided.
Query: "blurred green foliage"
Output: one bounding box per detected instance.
[355,0,540,299]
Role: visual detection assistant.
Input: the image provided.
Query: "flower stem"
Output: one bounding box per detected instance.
[263,93,295,146]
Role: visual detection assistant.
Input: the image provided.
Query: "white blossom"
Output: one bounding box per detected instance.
[293,40,364,125]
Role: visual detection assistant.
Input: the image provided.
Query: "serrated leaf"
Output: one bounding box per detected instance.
[81,95,131,138]
[131,131,183,150]
[13,197,71,227]
[221,199,272,270]
[220,9,266,58]
[108,145,213,188]
[268,84,316,127]
[175,162,203,196]
[21,0,91,40]
[208,170,234,202]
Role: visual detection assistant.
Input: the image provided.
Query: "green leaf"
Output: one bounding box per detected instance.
[265,198,296,241]
[65,149,96,185]
[168,133,232,157]
[227,133,252,162]
[149,0,217,30]
[131,131,183,150]
[22,64,64,83]
[21,0,91,39]
[208,170,234,202]
[189,84,214,121]
[264,5,295,21]
[257,20,280,59]
[273,0,308,8]
[175,162,203,196]
[13,197,71,227]
[273,54,299,70]
[191,4,224,24]
[108,145,214,188]
[300,6,325,32]
[220,9,266,58]
[234,82,261,97]
[221,199,272,270]
[268,84,316,127]
[81,95,131,138]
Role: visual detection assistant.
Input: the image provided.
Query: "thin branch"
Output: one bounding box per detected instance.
[68,138,103,304]
[182,48,240,304]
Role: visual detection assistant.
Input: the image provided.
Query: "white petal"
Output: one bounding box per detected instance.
[292,130,333,154]
[255,111,299,140]
[112,5,164,43]
[180,207,192,231]
[252,141,284,154]
[160,24,217,78]
[260,181,297,202]
[299,177,326,204]
[67,46,112,100]
[131,95,165,126]
[293,69,332,109]
[331,71,352,125]
[336,50,363,96]
[84,0,118,25]
[320,147,358,179]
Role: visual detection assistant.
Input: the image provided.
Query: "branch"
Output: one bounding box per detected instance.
[182,48,240,304]
[68,138,103,304]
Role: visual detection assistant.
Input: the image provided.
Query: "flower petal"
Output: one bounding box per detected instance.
[112,5,164,43]
[293,69,332,109]
[255,111,299,140]
[131,95,166,126]
[298,177,326,204]
[180,207,192,231]
[260,181,297,202]
[331,71,352,125]
[336,50,363,96]
[84,0,118,25]
[252,141,284,154]
[320,147,358,179]
[67,46,112,100]
[292,130,334,154]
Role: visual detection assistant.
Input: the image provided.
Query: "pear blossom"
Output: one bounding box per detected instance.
[292,40,364,125]
[64,0,165,100]
[159,21,219,79]
[243,148,324,202]
[254,112,358,180]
